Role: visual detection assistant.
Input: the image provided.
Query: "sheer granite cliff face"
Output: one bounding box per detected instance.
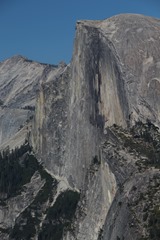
[0,14,160,240]
[97,14,160,126]
[31,14,160,240]
[75,14,160,127]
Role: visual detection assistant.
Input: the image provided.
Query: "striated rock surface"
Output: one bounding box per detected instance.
[74,14,160,127]
[0,13,160,240]
[0,55,65,149]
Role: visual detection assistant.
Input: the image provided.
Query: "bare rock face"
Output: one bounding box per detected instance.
[97,14,160,126]
[0,14,160,240]
[0,55,65,149]
[74,14,160,127]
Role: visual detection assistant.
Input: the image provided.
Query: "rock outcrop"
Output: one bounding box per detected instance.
[0,55,65,149]
[0,14,160,240]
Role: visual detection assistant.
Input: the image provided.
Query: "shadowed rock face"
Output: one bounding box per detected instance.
[0,14,160,240]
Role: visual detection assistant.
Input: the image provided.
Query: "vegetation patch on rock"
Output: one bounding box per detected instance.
[38,190,80,240]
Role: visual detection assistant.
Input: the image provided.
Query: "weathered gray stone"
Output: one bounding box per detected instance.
[0,13,160,240]
[0,55,65,149]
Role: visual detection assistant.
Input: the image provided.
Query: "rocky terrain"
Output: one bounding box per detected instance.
[0,13,160,239]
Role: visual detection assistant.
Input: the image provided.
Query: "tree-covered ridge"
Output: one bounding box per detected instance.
[38,190,80,240]
[0,143,80,239]
[112,120,160,168]
[110,121,160,240]
[0,143,39,199]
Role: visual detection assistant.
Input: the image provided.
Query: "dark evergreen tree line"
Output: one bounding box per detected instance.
[0,143,38,199]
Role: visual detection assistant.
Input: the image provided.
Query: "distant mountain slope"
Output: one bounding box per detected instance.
[0,55,60,108]
[0,55,66,149]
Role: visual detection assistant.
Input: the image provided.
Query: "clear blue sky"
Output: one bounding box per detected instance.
[0,0,160,64]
